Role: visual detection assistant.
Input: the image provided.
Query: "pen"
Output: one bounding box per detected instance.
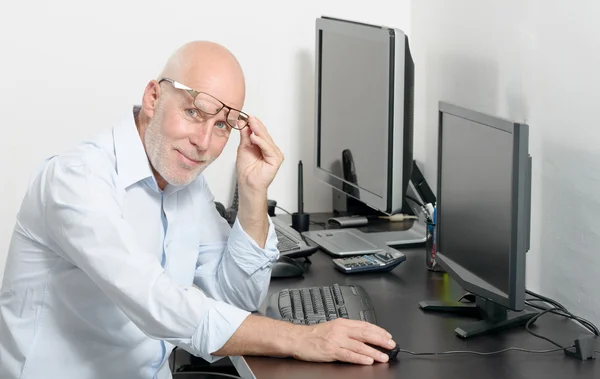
[298,160,303,214]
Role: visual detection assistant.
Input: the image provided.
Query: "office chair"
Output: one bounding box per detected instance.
[172,373,240,378]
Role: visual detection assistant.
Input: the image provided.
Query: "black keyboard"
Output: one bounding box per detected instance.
[265,284,377,325]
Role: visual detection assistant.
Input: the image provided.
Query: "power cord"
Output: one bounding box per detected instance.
[524,289,599,360]
[525,290,599,336]
[525,300,599,336]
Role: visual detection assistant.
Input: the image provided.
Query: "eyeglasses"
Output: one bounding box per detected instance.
[158,77,249,130]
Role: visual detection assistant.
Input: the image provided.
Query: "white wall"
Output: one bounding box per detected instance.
[0,1,410,282]
[411,0,600,324]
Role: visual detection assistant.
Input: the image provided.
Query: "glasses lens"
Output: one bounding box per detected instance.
[194,93,223,115]
[227,110,249,130]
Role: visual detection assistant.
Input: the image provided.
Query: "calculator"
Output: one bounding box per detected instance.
[332,250,406,274]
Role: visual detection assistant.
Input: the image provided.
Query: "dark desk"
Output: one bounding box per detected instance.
[238,215,599,379]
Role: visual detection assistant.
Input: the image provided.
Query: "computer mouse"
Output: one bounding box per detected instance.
[271,256,305,278]
[368,343,400,361]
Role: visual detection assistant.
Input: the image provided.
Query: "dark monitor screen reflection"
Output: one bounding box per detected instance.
[318,30,389,200]
[439,114,512,295]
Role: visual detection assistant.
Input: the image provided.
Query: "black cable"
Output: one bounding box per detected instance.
[525,291,600,336]
[526,290,600,335]
[525,300,599,336]
[399,346,567,357]
[525,307,570,349]
[405,195,424,207]
[397,295,595,359]
[276,205,292,215]
[526,290,569,311]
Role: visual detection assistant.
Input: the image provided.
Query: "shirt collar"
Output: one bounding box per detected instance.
[113,106,155,190]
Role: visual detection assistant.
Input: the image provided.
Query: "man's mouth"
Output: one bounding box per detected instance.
[176,150,203,165]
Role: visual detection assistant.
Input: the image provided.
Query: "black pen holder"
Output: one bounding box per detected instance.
[291,212,310,233]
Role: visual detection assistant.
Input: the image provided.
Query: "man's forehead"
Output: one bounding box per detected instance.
[181,74,244,109]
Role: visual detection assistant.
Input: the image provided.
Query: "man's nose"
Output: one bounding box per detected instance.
[189,121,213,151]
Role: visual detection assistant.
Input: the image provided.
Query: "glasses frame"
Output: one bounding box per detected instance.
[158,77,249,130]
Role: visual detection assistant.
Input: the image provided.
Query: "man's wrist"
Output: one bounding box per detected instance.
[237,184,267,203]
[237,186,268,220]
[277,322,306,358]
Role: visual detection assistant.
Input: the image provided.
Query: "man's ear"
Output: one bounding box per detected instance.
[141,80,161,118]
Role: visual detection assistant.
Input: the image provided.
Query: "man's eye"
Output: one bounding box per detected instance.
[186,109,199,118]
[215,121,229,130]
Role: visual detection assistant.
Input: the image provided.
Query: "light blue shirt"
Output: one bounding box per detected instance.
[0,107,280,379]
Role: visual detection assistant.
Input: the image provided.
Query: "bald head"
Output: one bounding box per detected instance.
[159,41,246,109]
[136,41,248,190]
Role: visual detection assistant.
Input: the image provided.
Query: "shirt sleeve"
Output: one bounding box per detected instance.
[194,213,280,312]
[42,153,250,361]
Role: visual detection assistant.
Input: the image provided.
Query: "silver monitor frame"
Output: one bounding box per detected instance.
[313,16,410,215]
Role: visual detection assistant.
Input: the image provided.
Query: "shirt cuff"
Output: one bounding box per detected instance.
[227,216,279,276]
[190,297,251,362]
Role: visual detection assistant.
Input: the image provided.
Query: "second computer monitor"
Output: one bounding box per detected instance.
[436,101,532,311]
[314,16,414,215]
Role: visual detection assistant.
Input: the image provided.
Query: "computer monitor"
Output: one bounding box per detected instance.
[419,101,534,339]
[302,17,426,254]
[313,16,415,216]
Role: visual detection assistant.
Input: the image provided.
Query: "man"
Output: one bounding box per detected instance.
[0,41,396,379]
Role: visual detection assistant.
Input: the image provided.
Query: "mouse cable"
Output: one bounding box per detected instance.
[399,307,590,358]
[398,346,567,357]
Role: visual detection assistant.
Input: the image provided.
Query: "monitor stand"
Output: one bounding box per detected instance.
[419,295,537,339]
[324,177,428,252]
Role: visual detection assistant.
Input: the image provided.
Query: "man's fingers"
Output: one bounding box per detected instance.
[238,124,252,148]
[249,134,283,163]
[341,339,389,363]
[341,320,393,346]
[348,329,395,350]
[335,347,375,365]
[247,116,275,144]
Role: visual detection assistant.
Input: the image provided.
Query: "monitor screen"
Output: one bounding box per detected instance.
[317,30,390,199]
[438,113,513,295]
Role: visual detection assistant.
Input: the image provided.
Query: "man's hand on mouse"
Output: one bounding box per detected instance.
[290,318,396,365]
